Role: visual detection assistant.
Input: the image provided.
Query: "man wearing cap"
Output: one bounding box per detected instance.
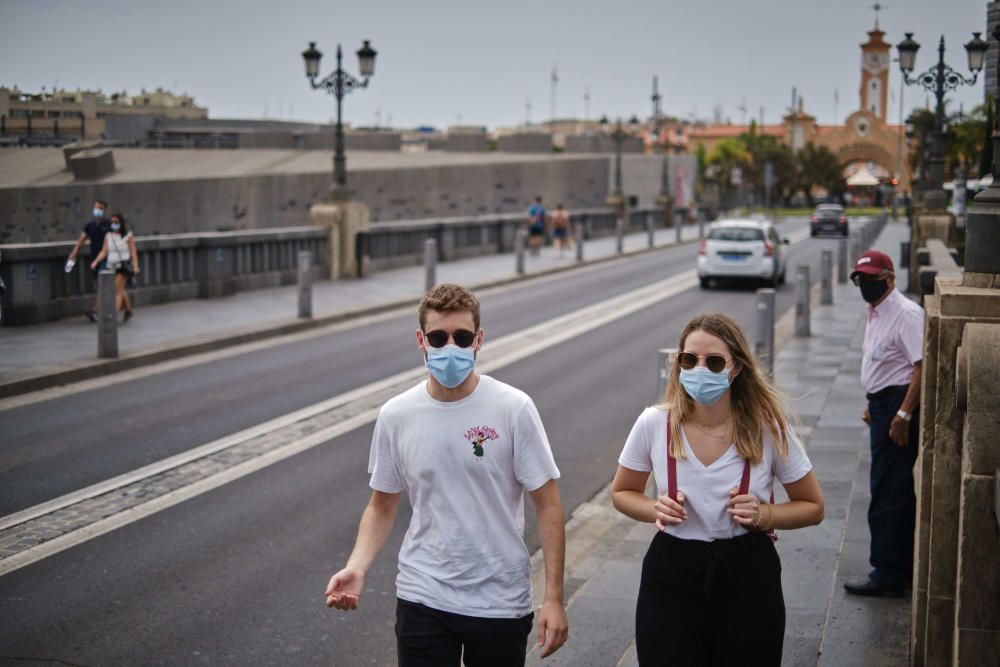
[844,250,924,598]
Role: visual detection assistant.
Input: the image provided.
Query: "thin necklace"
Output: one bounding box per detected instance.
[694,415,731,429]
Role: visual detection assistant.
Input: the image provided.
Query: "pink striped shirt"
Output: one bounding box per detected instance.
[861,288,924,394]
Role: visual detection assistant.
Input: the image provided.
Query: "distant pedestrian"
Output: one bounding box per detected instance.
[325,283,569,665]
[90,213,139,323]
[843,250,923,598]
[67,199,110,322]
[611,313,824,666]
[526,196,547,255]
[550,204,571,257]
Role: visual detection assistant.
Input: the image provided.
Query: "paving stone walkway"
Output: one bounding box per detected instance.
[525,221,914,667]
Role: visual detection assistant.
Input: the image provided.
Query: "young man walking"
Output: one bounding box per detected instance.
[843,250,924,598]
[326,283,569,665]
[67,199,110,322]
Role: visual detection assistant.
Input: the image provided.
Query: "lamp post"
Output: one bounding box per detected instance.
[600,114,639,208]
[965,25,1000,280]
[302,39,377,200]
[896,31,988,211]
[651,78,674,226]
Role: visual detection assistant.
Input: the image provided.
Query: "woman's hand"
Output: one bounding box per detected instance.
[727,488,762,528]
[653,491,686,530]
[133,266,141,276]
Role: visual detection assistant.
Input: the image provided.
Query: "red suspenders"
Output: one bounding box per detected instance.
[666,412,777,541]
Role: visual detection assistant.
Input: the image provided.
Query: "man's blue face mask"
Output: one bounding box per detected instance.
[425,344,476,388]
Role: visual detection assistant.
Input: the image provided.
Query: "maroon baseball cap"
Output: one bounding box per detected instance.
[850,250,894,279]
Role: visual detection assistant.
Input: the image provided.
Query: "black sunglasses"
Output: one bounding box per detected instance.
[677,352,730,374]
[850,273,888,287]
[424,329,477,348]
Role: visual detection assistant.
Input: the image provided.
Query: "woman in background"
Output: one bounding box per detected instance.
[91,213,139,322]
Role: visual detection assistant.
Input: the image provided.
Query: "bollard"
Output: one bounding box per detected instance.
[900,241,910,268]
[675,211,683,244]
[646,211,655,248]
[297,250,313,319]
[837,236,849,284]
[424,238,437,291]
[697,212,705,239]
[754,289,776,376]
[514,231,526,274]
[656,348,678,401]
[820,249,833,305]
[574,222,584,262]
[615,216,625,254]
[795,265,811,337]
[97,270,118,358]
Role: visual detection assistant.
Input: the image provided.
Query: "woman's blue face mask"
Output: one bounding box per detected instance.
[679,366,732,406]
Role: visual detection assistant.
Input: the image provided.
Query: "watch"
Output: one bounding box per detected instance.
[896,409,911,422]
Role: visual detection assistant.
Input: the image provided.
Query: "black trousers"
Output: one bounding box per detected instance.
[395,598,533,667]
[636,531,785,667]
[867,385,919,588]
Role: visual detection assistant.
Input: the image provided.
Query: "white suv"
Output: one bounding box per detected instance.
[697,218,789,288]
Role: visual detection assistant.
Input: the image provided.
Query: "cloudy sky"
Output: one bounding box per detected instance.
[0,0,991,130]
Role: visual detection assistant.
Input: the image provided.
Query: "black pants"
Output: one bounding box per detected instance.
[867,385,919,588]
[395,598,533,667]
[636,531,785,666]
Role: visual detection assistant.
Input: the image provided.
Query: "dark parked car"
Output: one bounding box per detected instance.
[810,204,849,237]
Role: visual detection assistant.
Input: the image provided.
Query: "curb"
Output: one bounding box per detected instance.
[0,231,699,399]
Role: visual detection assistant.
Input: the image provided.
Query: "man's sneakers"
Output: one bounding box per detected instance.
[85,308,98,323]
[843,577,905,598]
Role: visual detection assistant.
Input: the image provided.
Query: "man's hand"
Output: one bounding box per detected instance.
[862,408,870,424]
[325,567,365,611]
[536,597,568,658]
[889,416,910,447]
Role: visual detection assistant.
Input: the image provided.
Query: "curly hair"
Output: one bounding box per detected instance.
[662,312,792,465]
[418,283,481,330]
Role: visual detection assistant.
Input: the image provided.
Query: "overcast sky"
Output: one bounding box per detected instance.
[0,0,992,130]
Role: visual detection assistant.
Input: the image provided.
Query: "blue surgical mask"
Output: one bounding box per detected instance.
[110,222,121,232]
[93,208,104,219]
[426,344,476,388]
[679,366,732,406]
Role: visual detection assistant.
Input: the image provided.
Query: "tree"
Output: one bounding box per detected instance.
[796,143,845,206]
[707,138,752,209]
[948,102,988,175]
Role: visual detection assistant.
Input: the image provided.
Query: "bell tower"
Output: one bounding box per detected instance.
[860,23,891,123]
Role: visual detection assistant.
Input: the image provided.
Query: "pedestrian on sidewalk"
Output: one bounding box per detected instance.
[843,250,923,598]
[526,196,547,256]
[325,283,569,665]
[611,313,825,666]
[550,204,572,257]
[90,213,139,323]
[67,199,110,322]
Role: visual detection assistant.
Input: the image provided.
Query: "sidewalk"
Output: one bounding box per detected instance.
[527,221,914,667]
[0,224,703,397]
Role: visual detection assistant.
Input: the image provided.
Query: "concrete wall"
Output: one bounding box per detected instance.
[445,134,489,152]
[497,133,552,153]
[0,156,621,242]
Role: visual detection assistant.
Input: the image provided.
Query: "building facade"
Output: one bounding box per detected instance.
[0,86,207,141]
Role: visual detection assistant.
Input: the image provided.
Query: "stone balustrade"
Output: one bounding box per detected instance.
[0,206,670,326]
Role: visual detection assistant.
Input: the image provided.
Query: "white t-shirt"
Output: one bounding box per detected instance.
[368,374,560,618]
[618,406,813,542]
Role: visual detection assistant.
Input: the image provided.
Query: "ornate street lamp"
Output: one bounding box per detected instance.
[896,31,987,210]
[965,26,1000,279]
[302,39,377,200]
[600,114,639,203]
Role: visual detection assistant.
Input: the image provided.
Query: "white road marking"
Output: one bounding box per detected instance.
[0,269,698,575]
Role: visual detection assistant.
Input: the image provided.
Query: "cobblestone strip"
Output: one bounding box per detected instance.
[0,270,697,569]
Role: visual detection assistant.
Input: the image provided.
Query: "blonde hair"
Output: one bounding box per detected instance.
[663,313,791,465]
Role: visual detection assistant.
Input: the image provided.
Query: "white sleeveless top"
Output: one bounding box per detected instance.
[108,232,131,265]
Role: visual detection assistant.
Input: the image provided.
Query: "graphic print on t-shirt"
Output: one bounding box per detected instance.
[464,425,499,459]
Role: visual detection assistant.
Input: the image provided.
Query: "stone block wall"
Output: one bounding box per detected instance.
[912,278,1000,666]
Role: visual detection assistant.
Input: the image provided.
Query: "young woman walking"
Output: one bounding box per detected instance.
[91,213,139,322]
[611,313,824,666]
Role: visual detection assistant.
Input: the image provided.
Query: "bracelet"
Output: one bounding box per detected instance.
[750,497,761,529]
[765,504,775,532]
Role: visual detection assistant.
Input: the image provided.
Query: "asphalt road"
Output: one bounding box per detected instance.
[0,220,846,665]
